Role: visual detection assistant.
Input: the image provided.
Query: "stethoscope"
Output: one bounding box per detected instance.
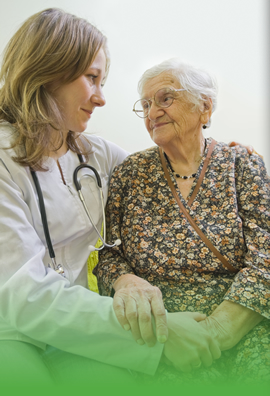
[30,154,121,277]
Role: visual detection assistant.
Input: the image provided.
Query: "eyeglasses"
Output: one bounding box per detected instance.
[132,88,186,118]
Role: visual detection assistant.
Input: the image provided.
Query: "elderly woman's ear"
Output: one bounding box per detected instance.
[200,98,213,126]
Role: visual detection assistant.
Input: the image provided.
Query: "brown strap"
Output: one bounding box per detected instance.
[159,142,238,273]
[188,139,216,206]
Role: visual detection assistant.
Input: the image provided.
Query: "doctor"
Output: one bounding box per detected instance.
[0,8,222,384]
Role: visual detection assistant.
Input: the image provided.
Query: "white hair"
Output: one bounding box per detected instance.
[138,59,218,128]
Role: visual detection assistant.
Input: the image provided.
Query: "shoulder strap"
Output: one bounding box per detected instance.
[159,142,238,274]
[188,139,216,206]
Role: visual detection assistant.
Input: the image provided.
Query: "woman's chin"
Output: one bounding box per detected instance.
[150,133,170,148]
[72,124,89,134]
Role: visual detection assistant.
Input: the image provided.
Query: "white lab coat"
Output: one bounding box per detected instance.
[0,123,163,375]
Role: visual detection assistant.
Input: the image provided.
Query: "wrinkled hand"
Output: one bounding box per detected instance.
[199,315,232,350]
[163,312,221,373]
[198,300,263,351]
[113,274,167,347]
[229,141,263,158]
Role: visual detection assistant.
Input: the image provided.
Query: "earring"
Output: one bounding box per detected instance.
[203,125,207,129]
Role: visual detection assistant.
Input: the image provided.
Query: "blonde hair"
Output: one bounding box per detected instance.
[0,8,109,170]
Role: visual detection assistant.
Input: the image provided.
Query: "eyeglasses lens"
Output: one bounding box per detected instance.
[133,88,176,118]
[155,89,174,108]
[133,99,150,118]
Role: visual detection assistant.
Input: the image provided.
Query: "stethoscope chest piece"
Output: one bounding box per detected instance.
[49,258,65,277]
[55,265,65,277]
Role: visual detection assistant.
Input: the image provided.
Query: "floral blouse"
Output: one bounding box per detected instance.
[95,138,270,318]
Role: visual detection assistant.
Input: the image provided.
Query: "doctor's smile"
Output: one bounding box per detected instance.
[81,108,93,118]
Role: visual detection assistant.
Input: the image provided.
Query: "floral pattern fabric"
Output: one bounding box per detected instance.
[94,138,270,381]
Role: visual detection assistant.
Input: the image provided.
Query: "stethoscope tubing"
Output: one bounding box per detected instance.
[73,164,120,250]
[31,155,121,276]
[73,163,102,189]
[31,169,65,276]
[30,169,55,260]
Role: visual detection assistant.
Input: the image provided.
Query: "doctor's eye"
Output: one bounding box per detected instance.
[86,74,98,83]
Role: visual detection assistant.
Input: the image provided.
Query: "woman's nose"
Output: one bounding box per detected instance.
[147,102,164,121]
[92,88,106,107]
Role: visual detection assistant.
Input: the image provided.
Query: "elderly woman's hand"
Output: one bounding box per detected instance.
[113,274,167,347]
[163,312,221,372]
[198,300,264,351]
[198,316,232,350]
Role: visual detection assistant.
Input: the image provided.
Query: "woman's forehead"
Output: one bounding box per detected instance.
[142,72,180,98]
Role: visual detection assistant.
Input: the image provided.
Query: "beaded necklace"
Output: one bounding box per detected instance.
[164,140,206,180]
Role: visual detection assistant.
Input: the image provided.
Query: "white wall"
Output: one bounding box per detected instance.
[1,0,269,171]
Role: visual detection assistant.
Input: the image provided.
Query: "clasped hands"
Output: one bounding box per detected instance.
[113,275,221,373]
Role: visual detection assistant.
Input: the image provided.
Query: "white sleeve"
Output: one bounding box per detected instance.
[0,158,163,375]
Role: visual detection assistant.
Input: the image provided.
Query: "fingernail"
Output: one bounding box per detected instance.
[157,335,167,343]
[137,339,145,346]
[124,324,130,331]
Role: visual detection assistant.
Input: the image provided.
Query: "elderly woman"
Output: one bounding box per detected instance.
[94,59,270,382]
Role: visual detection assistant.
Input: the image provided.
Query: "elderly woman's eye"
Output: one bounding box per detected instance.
[142,100,150,110]
[160,94,173,105]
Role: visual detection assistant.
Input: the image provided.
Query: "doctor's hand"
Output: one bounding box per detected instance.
[228,141,263,158]
[163,312,221,373]
[113,274,167,347]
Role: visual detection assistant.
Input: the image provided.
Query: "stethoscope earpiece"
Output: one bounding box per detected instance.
[88,239,121,253]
